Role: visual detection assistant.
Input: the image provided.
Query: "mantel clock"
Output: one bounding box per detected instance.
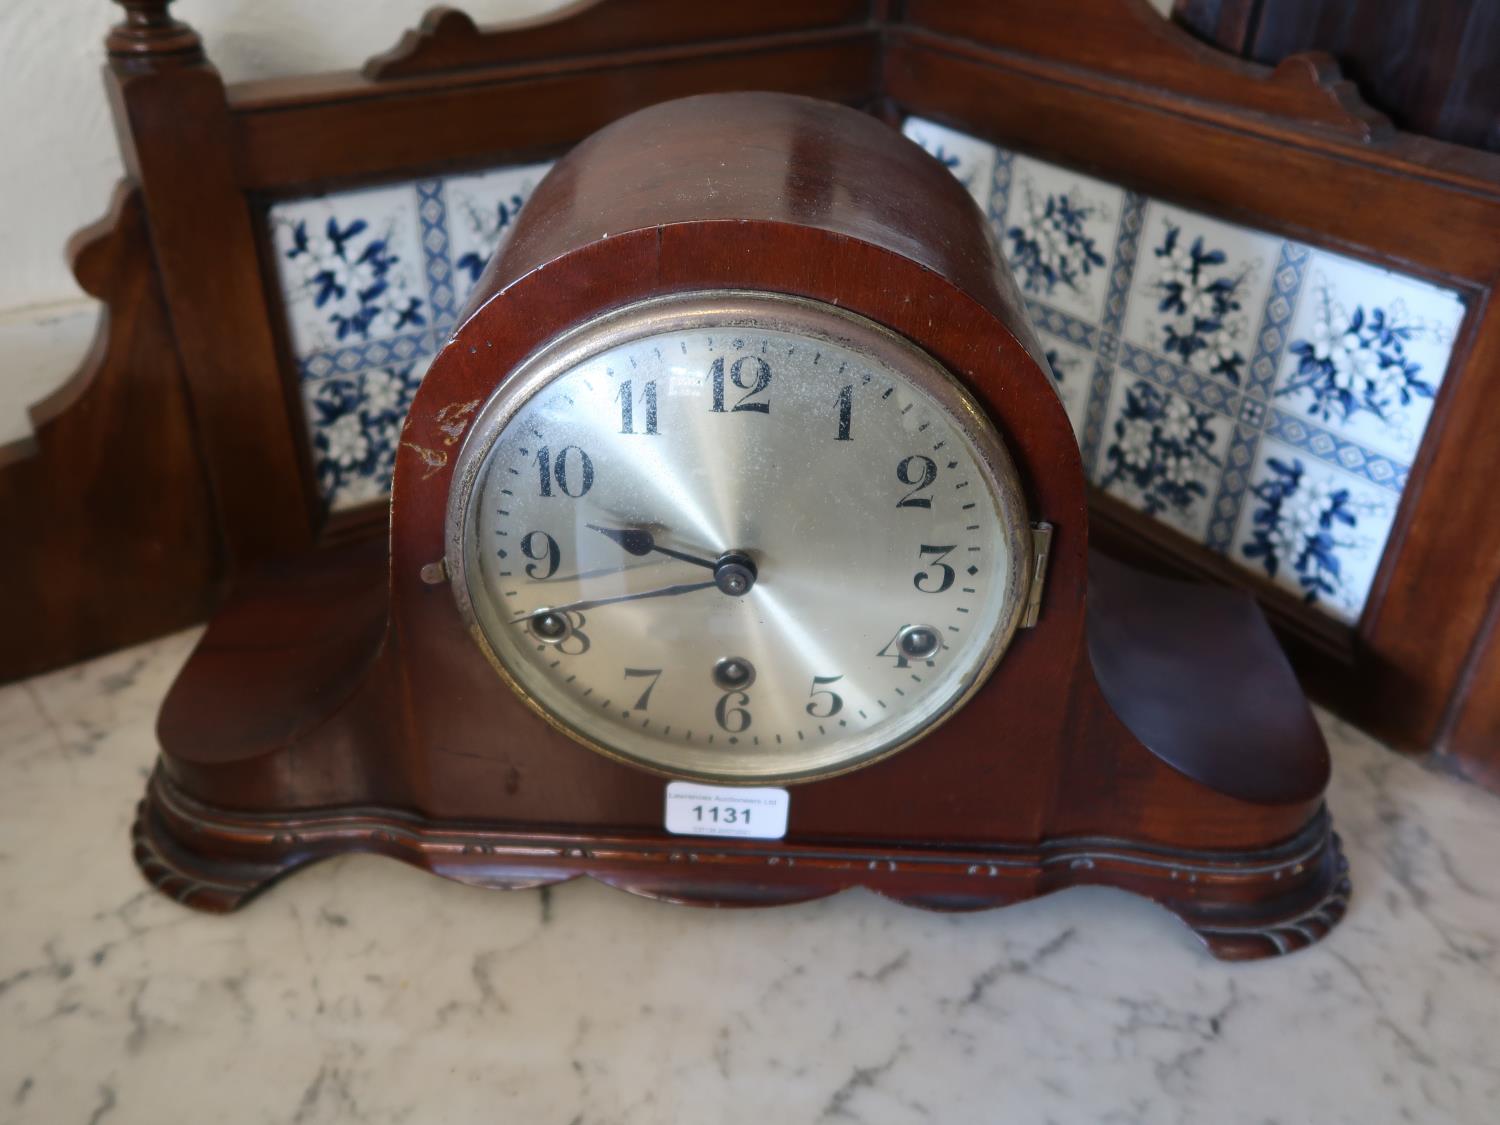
[136,93,1347,960]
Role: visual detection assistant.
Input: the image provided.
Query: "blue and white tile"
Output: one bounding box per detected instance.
[445,161,555,309]
[1272,251,1463,464]
[302,358,432,511]
[1232,437,1396,623]
[269,183,431,359]
[1095,376,1233,541]
[1122,204,1277,390]
[1038,331,1092,442]
[901,117,998,213]
[269,161,554,511]
[994,156,1122,324]
[898,114,1470,627]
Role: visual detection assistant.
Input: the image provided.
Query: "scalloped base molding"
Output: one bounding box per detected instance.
[134,769,1349,962]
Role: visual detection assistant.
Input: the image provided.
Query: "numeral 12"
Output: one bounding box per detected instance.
[709,357,772,414]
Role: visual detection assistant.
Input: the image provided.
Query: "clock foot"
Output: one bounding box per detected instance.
[133,767,1349,959]
[1162,831,1351,961]
[131,795,303,913]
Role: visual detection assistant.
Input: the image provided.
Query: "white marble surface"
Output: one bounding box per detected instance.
[3,630,1499,1124]
[0,298,98,448]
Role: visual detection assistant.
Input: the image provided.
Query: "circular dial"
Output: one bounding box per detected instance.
[447,293,1031,783]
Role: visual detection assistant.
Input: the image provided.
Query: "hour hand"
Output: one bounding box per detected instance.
[585,524,657,556]
[586,524,718,570]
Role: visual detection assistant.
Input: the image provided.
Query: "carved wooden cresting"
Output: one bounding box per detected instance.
[134,93,1348,960]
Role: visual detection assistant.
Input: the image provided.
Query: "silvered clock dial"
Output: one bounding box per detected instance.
[447,291,1033,782]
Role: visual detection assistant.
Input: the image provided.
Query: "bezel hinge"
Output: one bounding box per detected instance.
[1020,522,1053,629]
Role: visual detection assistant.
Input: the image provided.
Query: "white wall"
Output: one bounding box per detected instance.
[0,0,560,443]
[0,0,1172,443]
[1,0,563,310]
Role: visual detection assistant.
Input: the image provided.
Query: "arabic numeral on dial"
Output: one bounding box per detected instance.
[557,611,591,656]
[624,667,663,710]
[521,531,560,580]
[617,378,659,435]
[877,627,913,669]
[534,445,594,498]
[914,544,957,593]
[896,455,937,508]
[806,674,844,718]
[535,446,550,496]
[715,690,752,733]
[876,627,930,669]
[835,384,853,441]
[709,356,771,414]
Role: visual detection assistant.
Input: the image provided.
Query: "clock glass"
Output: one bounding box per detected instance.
[446,292,1032,783]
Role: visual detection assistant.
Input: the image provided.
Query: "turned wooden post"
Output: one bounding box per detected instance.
[103,0,317,562]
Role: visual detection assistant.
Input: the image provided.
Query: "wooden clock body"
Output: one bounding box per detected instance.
[136,94,1346,960]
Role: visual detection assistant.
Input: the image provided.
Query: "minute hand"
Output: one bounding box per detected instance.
[586,524,718,570]
[514,579,718,621]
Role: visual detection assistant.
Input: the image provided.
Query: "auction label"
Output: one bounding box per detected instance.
[663,783,789,840]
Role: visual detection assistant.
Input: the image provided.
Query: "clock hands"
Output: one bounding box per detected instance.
[534,558,662,586]
[585,524,719,571]
[515,579,720,625]
[516,528,759,631]
[586,523,759,598]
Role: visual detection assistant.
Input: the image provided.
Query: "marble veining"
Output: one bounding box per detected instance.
[3,632,1499,1124]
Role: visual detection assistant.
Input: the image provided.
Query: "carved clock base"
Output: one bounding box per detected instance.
[133,768,1348,962]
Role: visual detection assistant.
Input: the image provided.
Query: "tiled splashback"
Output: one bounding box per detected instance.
[266,122,1463,624]
[903,117,1464,624]
[268,162,553,509]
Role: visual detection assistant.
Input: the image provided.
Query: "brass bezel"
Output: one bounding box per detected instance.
[444,291,1033,785]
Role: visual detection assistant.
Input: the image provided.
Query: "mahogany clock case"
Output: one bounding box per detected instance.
[138,93,1345,962]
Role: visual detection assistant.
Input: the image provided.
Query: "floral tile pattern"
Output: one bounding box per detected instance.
[269,162,554,510]
[1271,253,1462,465]
[996,156,1122,324]
[902,116,1467,623]
[1040,335,1094,441]
[272,183,432,363]
[1121,208,1276,390]
[444,162,555,309]
[1232,439,1395,620]
[300,359,433,509]
[1097,376,1232,541]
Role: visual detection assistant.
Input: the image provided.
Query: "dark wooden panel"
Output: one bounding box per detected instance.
[1445,597,1500,790]
[0,186,223,680]
[1172,0,1259,48]
[365,0,874,79]
[230,32,882,192]
[1174,0,1500,152]
[902,0,1392,141]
